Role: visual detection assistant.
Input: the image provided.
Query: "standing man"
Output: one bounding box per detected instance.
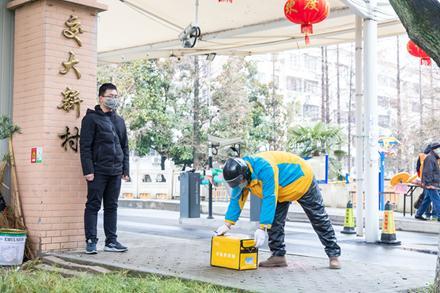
[415,142,440,221]
[80,83,130,254]
[215,151,341,269]
[415,143,437,220]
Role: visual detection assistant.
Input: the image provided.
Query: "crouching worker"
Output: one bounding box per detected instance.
[215,151,341,269]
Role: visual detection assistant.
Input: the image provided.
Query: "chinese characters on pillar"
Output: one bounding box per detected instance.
[58,15,84,153]
[63,15,83,47]
[58,126,80,152]
[58,87,83,118]
[59,51,81,79]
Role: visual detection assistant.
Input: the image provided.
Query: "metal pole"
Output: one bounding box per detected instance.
[419,63,423,129]
[136,158,139,198]
[208,143,213,219]
[363,1,380,243]
[379,152,385,210]
[355,16,364,236]
[194,0,199,26]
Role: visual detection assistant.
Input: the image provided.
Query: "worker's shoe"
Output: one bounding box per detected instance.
[415,215,428,221]
[329,257,341,269]
[259,255,287,267]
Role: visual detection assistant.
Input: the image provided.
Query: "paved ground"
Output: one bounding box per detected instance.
[53,208,437,292]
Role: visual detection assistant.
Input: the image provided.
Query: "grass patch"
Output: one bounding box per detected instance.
[0,267,246,293]
[409,284,435,293]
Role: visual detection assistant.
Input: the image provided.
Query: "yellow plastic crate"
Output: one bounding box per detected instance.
[210,235,258,270]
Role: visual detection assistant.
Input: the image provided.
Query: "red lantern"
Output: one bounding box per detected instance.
[284,0,330,45]
[407,40,431,66]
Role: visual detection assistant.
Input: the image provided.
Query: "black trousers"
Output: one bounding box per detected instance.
[84,173,121,244]
[268,181,341,257]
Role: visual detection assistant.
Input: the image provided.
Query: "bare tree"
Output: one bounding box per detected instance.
[325,47,330,123]
[336,44,341,125]
[321,47,326,122]
[347,45,354,174]
[396,36,402,171]
[419,64,424,134]
[192,56,201,169]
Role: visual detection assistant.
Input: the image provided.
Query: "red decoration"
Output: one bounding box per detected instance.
[284,0,330,45]
[407,40,431,66]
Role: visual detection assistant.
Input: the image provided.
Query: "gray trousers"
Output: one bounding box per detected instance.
[268,181,341,257]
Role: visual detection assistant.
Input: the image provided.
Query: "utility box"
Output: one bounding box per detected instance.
[180,171,201,218]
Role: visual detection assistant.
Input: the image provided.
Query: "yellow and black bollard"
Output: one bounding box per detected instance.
[341,200,356,234]
[379,201,401,245]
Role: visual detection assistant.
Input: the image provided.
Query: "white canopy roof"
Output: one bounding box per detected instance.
[97,0,405,62]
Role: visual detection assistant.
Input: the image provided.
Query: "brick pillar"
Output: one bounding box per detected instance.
[7,0,106,253]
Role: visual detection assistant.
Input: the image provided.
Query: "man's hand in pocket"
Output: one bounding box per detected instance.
[85,174,94,181]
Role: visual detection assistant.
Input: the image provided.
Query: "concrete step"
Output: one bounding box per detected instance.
[42,255,111,274]
[35,263,87,277]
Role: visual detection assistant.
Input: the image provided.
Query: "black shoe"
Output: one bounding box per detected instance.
[104,241,128,252]
[85,239,98,254]
[415,215,428,221]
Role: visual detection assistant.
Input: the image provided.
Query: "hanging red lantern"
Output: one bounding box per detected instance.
[284,0,330,45]
[407,40,431,66]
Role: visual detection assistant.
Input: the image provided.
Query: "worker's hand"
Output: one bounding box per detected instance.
[215,223,231,236]
[254,228,266,248]
[84,174,94,181]
[122,175,130,181]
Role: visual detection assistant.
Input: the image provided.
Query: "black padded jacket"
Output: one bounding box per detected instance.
[80,105,129,176]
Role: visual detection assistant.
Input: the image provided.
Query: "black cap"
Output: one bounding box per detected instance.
[431,142,440,150]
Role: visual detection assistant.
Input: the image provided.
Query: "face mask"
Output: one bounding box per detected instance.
[238,181,248,190]
[103,97,120,110]
[434,148,440,156]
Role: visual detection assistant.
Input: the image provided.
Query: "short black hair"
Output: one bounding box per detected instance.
[98,83,117,97]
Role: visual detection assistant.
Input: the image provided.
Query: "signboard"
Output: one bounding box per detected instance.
[31,147,43,164]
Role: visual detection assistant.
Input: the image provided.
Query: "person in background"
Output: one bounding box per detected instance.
[415,143,440,221]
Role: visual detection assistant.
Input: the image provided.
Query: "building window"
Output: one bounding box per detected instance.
[412,102,421,113]
[378,115,390,127]
[286,77,302,91]
[378,96,390,108]
[304,55,319,72]
[303,104,320,120]
[289,54,301,68]
[390,98,398,109]
[304,80,319,94]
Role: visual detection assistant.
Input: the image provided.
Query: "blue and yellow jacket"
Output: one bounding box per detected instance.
[225,151,314,229]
